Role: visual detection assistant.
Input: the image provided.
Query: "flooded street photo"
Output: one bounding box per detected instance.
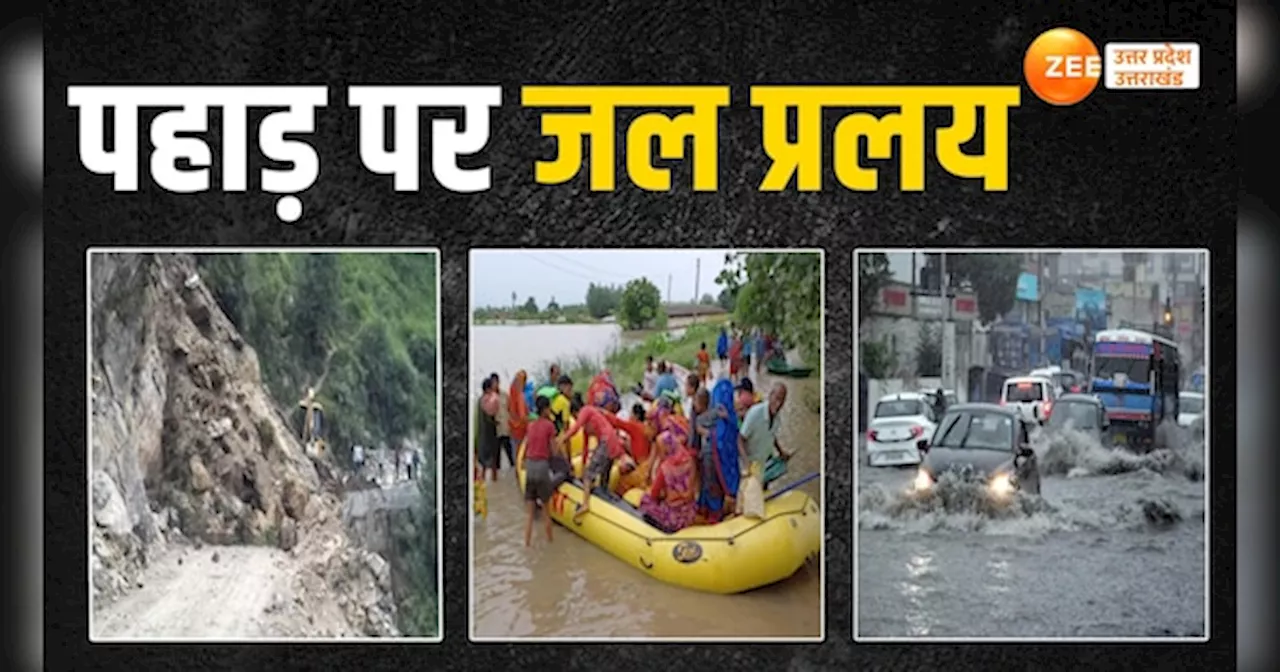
[470,250,824,640]
[856,249,1208,640]
[856,426,1206,638]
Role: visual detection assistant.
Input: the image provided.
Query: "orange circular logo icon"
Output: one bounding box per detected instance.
[1023,27,1102,106]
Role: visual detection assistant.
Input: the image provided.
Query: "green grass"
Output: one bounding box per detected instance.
[605,322,724,390]
[530,352,609,391]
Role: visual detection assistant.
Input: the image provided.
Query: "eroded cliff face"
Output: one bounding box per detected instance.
[89,252,399,636]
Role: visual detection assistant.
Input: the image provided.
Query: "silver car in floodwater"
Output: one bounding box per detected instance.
[912,403,1042,497]
[1043,393,1111,444]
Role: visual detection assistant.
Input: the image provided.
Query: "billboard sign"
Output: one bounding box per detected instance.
[1074,287,1108,332]
[1015,272,1039,301]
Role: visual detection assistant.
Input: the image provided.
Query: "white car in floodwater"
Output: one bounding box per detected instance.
[1178,391,1204,427]
[865,392,938,467]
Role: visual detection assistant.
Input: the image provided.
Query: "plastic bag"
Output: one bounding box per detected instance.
[736,461,765,519]
[473,471,488,519]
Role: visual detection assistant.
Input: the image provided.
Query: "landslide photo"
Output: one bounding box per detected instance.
[88,250,441,641]
[469,249,823,641]
[855,249,1208,640]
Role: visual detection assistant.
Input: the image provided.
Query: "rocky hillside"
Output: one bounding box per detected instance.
[89,252,399,637]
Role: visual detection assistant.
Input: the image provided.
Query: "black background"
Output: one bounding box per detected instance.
[45,0,1236,668]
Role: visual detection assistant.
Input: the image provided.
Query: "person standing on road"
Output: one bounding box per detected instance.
[352,444,365,479]
[747,327,757,371]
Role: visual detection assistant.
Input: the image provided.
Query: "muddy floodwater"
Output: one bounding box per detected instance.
[856,424,1207,639]
[471,324,822,639]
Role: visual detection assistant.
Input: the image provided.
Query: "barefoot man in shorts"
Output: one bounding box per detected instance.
[523,396,558,546]
[559,404,631,523]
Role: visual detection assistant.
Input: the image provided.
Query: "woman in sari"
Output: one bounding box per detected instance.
[639,431,699,532]
[648,400,689,482]
[508,370,531,446]
[587,370,619,409]
[697,378,741,522]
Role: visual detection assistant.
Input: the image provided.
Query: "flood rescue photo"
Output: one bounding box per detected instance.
[469,248,824,641]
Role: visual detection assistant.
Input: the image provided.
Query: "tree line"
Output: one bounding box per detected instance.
[717,252,823,365]
[473,280,721,330]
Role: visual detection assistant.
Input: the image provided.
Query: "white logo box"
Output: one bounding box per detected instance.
[1104,42,1200,90]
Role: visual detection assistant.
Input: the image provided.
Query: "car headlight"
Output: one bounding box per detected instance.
[913,469,933,491]
[989,472,1015,496]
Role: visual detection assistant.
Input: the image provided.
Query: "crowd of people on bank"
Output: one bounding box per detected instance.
[475,326,795,547]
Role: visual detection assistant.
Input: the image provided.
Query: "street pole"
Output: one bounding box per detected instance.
[939,252,949,389]
[1037,251,1046,366]
[693,257,700,323]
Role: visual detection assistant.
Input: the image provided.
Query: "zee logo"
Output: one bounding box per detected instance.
[1023,27,1102,106]
[1044,54,1102,79]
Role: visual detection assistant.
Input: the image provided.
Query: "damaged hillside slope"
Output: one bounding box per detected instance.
[90,252,399,638]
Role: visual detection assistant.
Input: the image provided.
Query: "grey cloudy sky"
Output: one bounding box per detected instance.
[471,250,735,308]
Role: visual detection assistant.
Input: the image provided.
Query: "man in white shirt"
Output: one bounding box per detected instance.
[352,444,365,479]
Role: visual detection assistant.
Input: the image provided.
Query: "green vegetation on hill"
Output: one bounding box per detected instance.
[198,252,437,459]
[196,252,439,637]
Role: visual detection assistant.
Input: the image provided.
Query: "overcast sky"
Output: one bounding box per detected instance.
[471,250,735,308]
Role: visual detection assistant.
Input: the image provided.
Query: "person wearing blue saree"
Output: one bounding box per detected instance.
[716,327,729,365]
[697,377,740,522]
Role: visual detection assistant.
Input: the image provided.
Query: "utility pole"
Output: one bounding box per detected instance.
[693,258,701,323]
[1037,251,1046,366]
[667,274,672,304]
[939,252,950,390]
[910,252,919,319]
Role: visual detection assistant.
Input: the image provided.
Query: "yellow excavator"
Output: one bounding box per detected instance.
[298,387,327,459]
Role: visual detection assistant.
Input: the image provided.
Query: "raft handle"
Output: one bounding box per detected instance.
[639,557,654,570]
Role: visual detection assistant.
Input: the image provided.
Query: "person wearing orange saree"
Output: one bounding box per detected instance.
[508,370,531,445]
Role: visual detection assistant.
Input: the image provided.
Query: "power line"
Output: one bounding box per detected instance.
[546,251,616,279]
[524,253,601,284]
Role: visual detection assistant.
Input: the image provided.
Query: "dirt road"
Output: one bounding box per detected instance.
[91,544,342,640]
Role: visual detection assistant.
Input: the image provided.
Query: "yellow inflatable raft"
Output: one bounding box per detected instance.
[516,438,821,594]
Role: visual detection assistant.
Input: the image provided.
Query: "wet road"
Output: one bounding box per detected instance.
[856,423,1206,639]
[472,324,822,639]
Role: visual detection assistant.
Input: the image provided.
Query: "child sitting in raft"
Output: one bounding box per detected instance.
[640,431,699,532]
[523,396,558,547]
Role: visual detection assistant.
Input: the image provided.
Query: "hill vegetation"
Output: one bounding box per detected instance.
[197,252,438,461]
[196,252,439,637]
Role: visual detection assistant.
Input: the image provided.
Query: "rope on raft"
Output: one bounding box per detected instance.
[765,471,820,502]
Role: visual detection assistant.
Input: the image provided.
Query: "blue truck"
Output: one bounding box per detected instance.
[1087,328,1181,451]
